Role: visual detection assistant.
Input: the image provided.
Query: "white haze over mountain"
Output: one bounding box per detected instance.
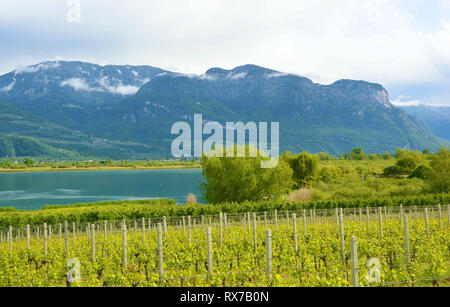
[60,77,141,95]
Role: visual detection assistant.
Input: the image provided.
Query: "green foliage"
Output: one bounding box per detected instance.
[41,199,175,210]
[408,165,432,179]
[0,135,79,160]
[0,207,16,212]
[0,208,448,287]
[317,152,332,161]
[0,158,200,170]
[24,158,34,167]
[200,145,293,203]
[1,194,449,229]
[283,151,319,187]
[383,150,427,177]
[382,165,407,177]
[382,152,393,160]
[351,147,365,160]
[396,155,420,172]
[318,167,339,183]
[427,147,450,193]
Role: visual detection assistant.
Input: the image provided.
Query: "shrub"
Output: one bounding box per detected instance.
[408,165,432,179]
[288,188,312,203]
[427,147,450,193]
[283,151,319,187]
[186,193,197,204]
[383,165,407,177]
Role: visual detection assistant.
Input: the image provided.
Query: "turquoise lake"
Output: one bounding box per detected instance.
[0,169,203,210]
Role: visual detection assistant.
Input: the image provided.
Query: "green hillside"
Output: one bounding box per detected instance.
[0,135,79,159]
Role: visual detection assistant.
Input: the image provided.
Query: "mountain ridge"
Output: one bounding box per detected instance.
[0,61,447,158]
[398,105,450,142]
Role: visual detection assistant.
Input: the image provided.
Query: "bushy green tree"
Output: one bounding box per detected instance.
[351,148,365,160]
[427,147,450,193]
[24,158,34,167]
[408,165,432,179]
[200,145,293,203]
[317,152,331,161]
[383,165,407,177]
[383,150,426,177]
[283,151,319,187]
[396,155,419,173]
[382,152,393,160]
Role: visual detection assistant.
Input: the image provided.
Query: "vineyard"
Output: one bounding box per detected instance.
[0,205,449,287]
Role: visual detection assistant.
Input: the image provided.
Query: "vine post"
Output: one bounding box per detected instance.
[350,236,359,287]
[266,229,272,277]
[122,219,127,268]
[293,213,298,254]
[207,227,212,278]
[158,223,164,282]
[404,215,410,267]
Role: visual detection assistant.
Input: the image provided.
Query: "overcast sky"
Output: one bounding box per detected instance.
[1,0,450,106]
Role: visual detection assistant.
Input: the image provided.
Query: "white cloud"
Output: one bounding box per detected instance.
[1,0,450,104]
[185,71,247,81]
[197,74,217,81]
[111,84,140,95]
[227,72,247,80]
[0,73,16,92]
[61,78,102,92]
[0,81,15,92]
[16,62,61,74]
[265,72,289,79]
[61,76,140,95]
[97,77,140,95]
[391,96,421,106]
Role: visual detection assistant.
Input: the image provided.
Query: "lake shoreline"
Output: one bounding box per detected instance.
[0,165,202,173]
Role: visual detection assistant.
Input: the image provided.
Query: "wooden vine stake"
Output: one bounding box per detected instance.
[43,223,48,257]
[404,215,410,267]
[293,213,298,254]
[104,221,107,240]
[26,225,30,250]
[163,216,167,235]
[157,223,164,282]
[142,217,146,243]
[207,227,212,278]
[91,224,96,262]
[219,213,223,247]
[339,209,345,265]
[437,204,442,229]
[350,236,359,287]
[378,207,383,237]
[73,222,76,243]
[64,220,69,257]
[266,229,272,277]
[122,220,127,268]
[253,212,257,252]
[188,216,192,244]
[358,208,362,226]
[303,209,307,236]
[274,210,278,231]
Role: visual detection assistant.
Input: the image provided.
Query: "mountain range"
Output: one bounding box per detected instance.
[0,61,447,159]
[398,105,450,142]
